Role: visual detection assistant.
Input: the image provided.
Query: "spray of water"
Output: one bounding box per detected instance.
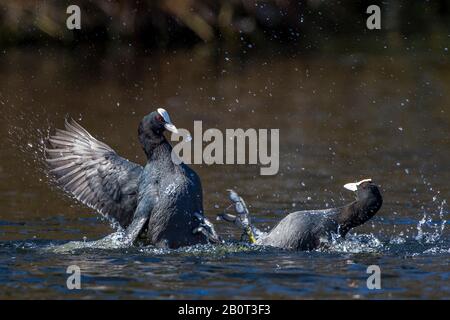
[415,200,447,244]
[0,104,51,182]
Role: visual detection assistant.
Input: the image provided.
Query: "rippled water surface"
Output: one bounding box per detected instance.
[0,47,448,299]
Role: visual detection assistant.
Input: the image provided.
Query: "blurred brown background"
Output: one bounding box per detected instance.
[0,1,449,50]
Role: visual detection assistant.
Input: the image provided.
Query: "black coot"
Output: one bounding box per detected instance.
[219,179,383,250]
[46,109,219,248]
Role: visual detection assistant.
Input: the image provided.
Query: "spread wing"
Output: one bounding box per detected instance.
[45,119,143,228]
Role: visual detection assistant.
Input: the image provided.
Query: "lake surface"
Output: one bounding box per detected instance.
[0,45,448,299]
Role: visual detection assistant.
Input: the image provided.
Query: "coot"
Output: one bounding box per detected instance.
[46,109,219,248]
[219,179,383,250]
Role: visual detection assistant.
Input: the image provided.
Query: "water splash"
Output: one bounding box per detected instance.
[45,235,265,256]
[389,233,406,245]
[138,242,266,256]
[415,200,447,244]
[323,233,384,253]
[1,104,51,181]
[44,230,131,254]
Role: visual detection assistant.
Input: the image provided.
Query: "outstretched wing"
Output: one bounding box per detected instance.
[46,119,143,228]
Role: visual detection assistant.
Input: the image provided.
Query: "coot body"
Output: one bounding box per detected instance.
[46,109,217,248]
[221,179,383,250]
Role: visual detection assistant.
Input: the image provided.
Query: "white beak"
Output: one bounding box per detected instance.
[164,123,179,134]
[158,108,179,134]
[343,178,372,191]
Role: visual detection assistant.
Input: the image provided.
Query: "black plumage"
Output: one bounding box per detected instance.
[221,180,383,250]
[46,119,142,228]
[46,109,218,248]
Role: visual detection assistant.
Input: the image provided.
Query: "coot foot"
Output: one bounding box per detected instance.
[192,213,222,244]
[217,190,261,244]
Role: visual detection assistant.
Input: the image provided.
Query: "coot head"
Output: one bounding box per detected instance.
[138,108,180,157]
[344,178,381,202]
[339,179,383,234]
[139,108,179,137]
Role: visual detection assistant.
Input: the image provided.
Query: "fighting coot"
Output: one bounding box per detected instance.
[219,179,383,250]
[46,109,219,248]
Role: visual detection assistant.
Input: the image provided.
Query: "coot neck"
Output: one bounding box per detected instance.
[335,192,382,237]
[139,129,174,163]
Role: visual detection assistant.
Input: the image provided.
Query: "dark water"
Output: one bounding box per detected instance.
[0,46,448,299]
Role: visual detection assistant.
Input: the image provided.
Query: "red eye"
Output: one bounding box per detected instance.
[155,114,164,122]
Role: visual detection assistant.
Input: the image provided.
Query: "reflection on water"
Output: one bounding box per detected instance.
[0,46,448,299]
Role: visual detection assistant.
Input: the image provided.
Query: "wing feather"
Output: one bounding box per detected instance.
[46,119,143,228]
